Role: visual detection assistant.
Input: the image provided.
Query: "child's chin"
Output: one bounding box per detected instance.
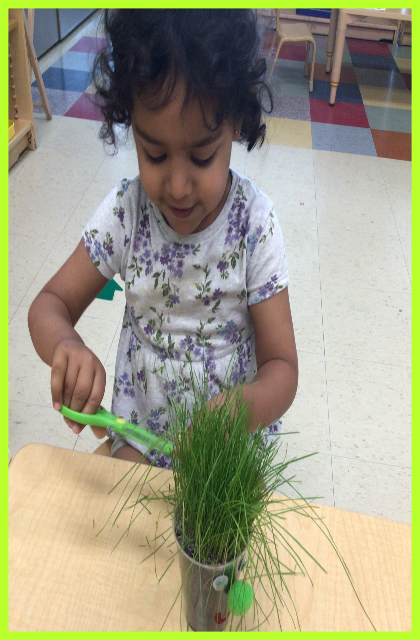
[166,215,201,235]
[172,222,199,235]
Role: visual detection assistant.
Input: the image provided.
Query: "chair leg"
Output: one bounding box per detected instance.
[267,27,278,69]
[22,10,52,120]
[268,37,283,83]
[309,40,316,92]
[393,20,400,46]
[304,42,310,77]
[398,20,406,45]
[266,9,278,69]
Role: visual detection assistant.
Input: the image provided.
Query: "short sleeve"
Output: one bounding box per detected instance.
[246,209,289,305]
[82,179,132,281]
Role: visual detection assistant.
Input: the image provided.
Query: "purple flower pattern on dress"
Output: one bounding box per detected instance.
[251,274,284,305]
[163,379,184,404]
[217,320,243,345]
[104,231,114,257]
[83,231,110,266]
[225,184,250,248]
[247,225,263,257]
[179,336,193,350]
[156,242,197,279]
[83,175,288,469]
[144,322,154,336]
[113,206,125,228]
[114,372,135,399]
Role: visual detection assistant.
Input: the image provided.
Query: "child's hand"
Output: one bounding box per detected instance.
[51,338,107,437]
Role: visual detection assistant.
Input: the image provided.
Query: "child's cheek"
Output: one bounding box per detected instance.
[138,167,158,204]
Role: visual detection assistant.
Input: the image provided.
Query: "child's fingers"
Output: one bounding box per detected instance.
[62,361,83,411]
[67,368,98,417]
[51,348,70,410]
[63,417,85,434]
[67,365,106,435]
[90,425,108,439]
[51,352,89,433]
[51,342,106,436]
[80,366,106,417]
[84,369,107,438]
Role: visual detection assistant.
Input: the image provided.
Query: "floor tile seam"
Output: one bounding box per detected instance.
[316,223,406,241]
[10,270,38,310]
[8,308,19,325]
[10,207,81,245]
[313,123,410,138]
[318,272,412,297]
[9,301,30,314]
[310,145,335,507]
[377,158,412,284]
[323,352,411,371]
[362,88,411,101]
[294,347,330,359]
[329,423,412,437]
[277,446,412,474]
[89,149,113,183]
[9,399,56,410]
[290,275,325,287]
[103,310,125,365]
[13,139,105,163]
[9,185,90,204]
[327,450,411,471]
[278,444,331,456]
[312,145,389,166]
[9,231,40,239]
[315,158,406,502]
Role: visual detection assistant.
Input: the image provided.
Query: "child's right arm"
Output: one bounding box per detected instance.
[28,240,110,435]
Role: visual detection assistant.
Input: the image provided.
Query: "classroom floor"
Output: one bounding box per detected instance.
[9,12,411,523]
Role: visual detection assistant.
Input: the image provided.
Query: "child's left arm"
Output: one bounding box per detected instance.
[244,286,298,430]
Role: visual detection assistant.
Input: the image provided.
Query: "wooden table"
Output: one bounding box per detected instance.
[9,444,411,631]
[326,8,412,105]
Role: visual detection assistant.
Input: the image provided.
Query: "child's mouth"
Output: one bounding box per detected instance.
[169,205,195,219]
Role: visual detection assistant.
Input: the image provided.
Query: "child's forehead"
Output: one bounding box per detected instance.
[132,81,225,142]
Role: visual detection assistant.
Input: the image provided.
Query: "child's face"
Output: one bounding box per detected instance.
[131,80,241,235]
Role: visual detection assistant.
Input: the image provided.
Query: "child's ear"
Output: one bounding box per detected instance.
[233,117,243,141]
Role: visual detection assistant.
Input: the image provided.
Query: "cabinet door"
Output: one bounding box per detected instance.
[31,9,60,58]
[57,9,96,39]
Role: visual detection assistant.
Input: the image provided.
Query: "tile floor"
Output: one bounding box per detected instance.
[261,22,411,161]
[9,12,411,524]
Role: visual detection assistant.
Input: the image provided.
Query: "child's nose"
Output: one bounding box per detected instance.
[166,159,193,201]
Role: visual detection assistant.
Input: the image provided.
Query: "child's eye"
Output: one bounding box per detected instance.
[145,152,166,165]
[191,153,215,168]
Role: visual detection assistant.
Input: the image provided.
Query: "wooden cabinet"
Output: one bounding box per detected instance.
[9,9,36,169]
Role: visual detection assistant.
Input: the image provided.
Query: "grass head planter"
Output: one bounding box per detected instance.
[100,362,375,631]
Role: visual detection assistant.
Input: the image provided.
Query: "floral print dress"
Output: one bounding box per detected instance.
[83,169,289,467]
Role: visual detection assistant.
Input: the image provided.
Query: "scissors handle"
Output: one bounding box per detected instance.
[60,405,113,428]
[59,405,174,456]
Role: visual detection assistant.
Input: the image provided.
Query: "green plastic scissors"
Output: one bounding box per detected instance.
[59,405,174,456]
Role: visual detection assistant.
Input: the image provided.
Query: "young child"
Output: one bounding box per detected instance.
[28,9,298,467]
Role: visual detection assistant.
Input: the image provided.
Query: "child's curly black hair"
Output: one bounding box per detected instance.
[92,9,272,153]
